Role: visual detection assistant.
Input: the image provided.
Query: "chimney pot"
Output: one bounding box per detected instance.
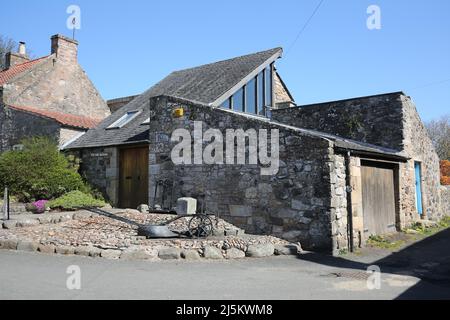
[4,41,29,70]
[18,42,26,55]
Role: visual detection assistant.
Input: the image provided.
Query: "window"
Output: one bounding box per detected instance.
[414,162,423,216]
[257,72,265,115]
[232,87,244,112]
[221,98,231,109]
[265,65,273,108]
[107,110,140,129]
[246,77,256,114]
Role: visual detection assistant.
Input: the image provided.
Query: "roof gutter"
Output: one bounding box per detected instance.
[334,146,409,162]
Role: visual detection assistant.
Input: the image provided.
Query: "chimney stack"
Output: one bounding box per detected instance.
[4,41,29,69]
[51,34,78,64]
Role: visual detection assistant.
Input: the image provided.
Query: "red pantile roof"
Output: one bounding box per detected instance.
[0,56,49,86]
[6,105,102,130]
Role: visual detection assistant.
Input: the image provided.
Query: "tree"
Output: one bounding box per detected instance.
[425,114,450,160]
[441,160,450,185]
[0,35,17,70]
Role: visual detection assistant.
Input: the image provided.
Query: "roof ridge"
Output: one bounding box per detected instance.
[297,91,406,108]
[7,104,103,120]
[171,47,282,74]
[6,104,101,129]
[1,55,49,71]
[0,55,52,86]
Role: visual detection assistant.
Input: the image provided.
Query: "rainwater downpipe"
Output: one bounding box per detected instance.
[344,151,354,253]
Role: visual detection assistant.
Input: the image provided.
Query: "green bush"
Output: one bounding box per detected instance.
[48,190,106,211]
[0,137,84,201]
[79,183,105,202]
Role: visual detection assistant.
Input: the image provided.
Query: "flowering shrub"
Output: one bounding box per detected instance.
[32,200,49,214]
[441,160,450,186]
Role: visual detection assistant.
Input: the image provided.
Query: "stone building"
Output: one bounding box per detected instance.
[0,34,110,151]
[272,93,442,231]
[67,47,294,208]
[66,47,445,254]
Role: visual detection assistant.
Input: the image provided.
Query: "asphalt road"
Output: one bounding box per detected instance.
[1,241,449,300]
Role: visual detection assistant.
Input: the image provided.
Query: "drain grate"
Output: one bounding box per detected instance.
[325,270,372,281]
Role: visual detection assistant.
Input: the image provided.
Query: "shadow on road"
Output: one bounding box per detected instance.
[298,228,450,299]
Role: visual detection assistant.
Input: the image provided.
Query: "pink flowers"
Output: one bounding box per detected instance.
[32,200,48,214]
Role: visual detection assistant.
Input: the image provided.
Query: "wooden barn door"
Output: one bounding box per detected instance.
[361,161,397,237]
[119,146,149,209]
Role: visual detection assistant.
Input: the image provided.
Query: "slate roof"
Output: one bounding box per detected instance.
[66,47,282,149]
[6,105,101,130]
[146,47,282,105]
[0,56,49,86]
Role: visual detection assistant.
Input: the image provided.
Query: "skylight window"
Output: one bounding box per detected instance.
[107,110,140,129]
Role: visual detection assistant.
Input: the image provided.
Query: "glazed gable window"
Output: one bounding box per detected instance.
[220,63,274,117]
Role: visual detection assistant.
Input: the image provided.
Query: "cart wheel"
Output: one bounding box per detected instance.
[188,215,213,238]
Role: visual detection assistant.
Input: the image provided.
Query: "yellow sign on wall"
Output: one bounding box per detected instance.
[173,107,184,118]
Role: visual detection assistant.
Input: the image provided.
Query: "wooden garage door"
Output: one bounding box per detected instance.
[361,162,397,236]
[119,146,149,209]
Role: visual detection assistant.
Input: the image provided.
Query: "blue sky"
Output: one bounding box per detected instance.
[1,0,449,121]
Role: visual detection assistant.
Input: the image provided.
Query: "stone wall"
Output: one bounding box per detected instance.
[440,186,450,216]
[272,92,405,150]
[59,128,85,149]
[400,95,442,224]
[0,105,61,152]
[148,96,338,252]
[329,154,349,254]
[273,73,294,109]
[75,147,119,206]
